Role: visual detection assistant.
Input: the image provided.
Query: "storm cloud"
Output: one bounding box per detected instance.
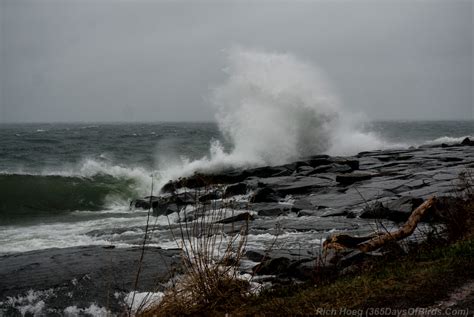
[0,0,472,122]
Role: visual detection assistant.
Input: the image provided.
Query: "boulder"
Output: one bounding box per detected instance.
[359,201,390,219]
[224,182,248,197]
[250,187,282,203]
[461,137,474,146]
[385,196,423,221]
[297,209,320,217]
[291,198,314,212]
[245,250,267,262]
[246,165,294,178]
[252,203,290,217]
[360,196,424,222]
[130,196,158,210]
[252,257,291,275]
[198,190,221,202]
[216,212,254,224]
[336,172,374,185]
[153,202,179,216]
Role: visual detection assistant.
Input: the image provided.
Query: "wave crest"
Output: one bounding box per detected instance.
[156,47,391,186]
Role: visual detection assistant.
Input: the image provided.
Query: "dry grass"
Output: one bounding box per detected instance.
[137,188,253,316]
[134,171,474,316]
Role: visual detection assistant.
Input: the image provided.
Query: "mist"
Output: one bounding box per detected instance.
[0,0,472,123]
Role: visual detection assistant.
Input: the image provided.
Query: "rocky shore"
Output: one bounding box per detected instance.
[1,138,473,315]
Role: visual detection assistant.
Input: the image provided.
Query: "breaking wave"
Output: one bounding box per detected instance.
[0,159,153,220]
[156,47,391,185]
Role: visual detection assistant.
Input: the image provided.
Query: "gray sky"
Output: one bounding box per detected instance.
[0,0,472,123]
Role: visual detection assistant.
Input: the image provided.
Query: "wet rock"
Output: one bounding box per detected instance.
[130,196,158,210]
[198,190,221,202]
[253,257,291,275]
[216,212,254,224]
[0,246,181,314]
[153,202,179,216]
[360,201,390,219]
[245,250,268,262]
[250,187,282,203]
[333,158,360,171]
[360,196,424,222]
[461,137,474,146]
[336,172,374,185]
[291,198,314,212]
[252,203,290,217]
[439,156,464,162]
[297,209,321,217]
[224,182,248,197]
[295,166,315,176]
[275,177,335,195]
[150,192,196,216]
[287,258,318,280]
[246,165,294,178]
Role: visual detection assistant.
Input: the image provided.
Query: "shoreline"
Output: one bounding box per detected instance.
[1,139,474,314]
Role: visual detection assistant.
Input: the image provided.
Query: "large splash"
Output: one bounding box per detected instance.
[157,48,388,186]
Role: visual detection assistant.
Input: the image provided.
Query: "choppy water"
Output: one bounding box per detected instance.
[0,121,472,254]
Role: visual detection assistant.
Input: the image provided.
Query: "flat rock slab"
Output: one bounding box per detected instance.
[0,246,181,313]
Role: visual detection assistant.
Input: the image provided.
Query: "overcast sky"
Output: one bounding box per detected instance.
[0,0,472,123]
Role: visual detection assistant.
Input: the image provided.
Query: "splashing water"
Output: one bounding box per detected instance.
[157,47,391,186]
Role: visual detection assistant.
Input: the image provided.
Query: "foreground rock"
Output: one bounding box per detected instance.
[0,246,181,314]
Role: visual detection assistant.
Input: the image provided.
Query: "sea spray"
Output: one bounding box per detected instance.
[156,47,389,187]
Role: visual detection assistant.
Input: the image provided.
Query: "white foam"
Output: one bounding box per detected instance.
[3,289,55,317]
[124,291,164,314]
[64,304,111,317]
[0,214,158,253]
[422,135,473,146]
[156,47,394,185]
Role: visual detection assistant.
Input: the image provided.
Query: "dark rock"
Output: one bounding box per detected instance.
[250,187,282,203]
[0,246,181,314]
[439,156,464,162]
[326,164,354,173]
[287,258,318,280]
[321,210,348,217]
[148,192,196,216]
[252,203,290,217]
[274,177,334,195]
[360,201,390,219]
[346,211,357,218]
[295,166,315,176]
[297,209,320,217]
[247,165,294,178]
[153,202,179,216]
[253,257,291,275]
[198,191,221,202]
[245,250,268,262]
[291,198,314,212]
[216,212,254,224]
[130,197,153,210]
[360,196,424,222]
[224,182,248,197]
[161,170,248,192]
[385,196,423,221]
[336,172,374,185]
[461,137,474,146]
[304,156,332,168]
[333,158,360,171]
[173,192,196,205]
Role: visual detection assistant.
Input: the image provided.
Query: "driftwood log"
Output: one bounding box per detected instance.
[323,196,437,253]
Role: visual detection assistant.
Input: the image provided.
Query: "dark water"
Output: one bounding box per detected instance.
[0,122,220,173]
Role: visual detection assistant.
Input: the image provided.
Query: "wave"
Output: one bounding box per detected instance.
[156,47,394,187]
[0,158,155,220]
[0,173,139,218]
[421,135,473,146]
